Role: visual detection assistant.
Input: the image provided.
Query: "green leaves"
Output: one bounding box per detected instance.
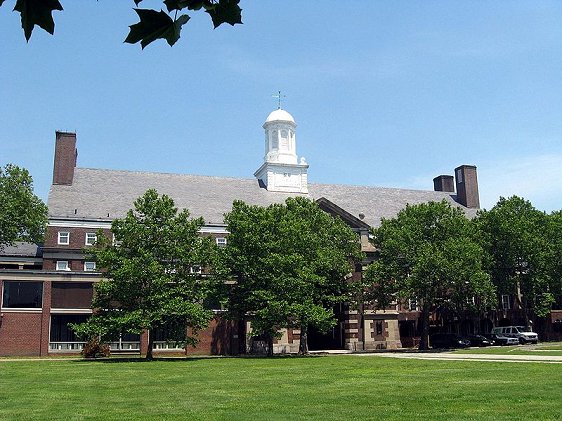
[365,200,494,349]
[223,197,362,353]
[2,0,243,48]
[72,189,218,356]
[0,164,48,249]
[13,0,63,41]
[125,9,190,49]
[206,0,242,28]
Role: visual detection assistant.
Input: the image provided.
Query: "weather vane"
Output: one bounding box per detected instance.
[272,90,286,109]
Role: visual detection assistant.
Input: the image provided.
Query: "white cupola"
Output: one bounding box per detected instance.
[254,108,309,193]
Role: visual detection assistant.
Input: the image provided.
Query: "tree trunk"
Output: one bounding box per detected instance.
[146,329,154,360]
[267,334,274,357]
[299,324,309,355]
[419,305,430,350]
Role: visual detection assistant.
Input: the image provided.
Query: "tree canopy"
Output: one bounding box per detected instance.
[72,189,218,359]
[475,196,557,321]
[1,0,243,49]
[0,164,48,250]
[223,197,363,355]
[364,200,495,350]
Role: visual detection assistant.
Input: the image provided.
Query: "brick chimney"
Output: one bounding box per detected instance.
[53,131,77,185]
[433,175,455,192]
[455,165,480,208]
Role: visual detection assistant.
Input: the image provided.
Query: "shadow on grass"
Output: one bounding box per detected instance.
[71,353,323,363]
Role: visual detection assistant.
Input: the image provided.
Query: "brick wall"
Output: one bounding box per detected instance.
[0,311,44,356]
[44,226,112,249]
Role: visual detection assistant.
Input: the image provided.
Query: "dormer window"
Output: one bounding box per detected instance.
[58,232,70,245]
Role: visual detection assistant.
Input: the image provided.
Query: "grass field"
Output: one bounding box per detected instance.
[1,355,561,420]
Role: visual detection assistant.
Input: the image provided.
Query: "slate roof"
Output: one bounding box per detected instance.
[0,242,42,257]
[47,168,478,228]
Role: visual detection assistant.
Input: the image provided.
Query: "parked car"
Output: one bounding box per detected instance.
[430,333,471,349]
[465,334,492,347]
[491,326,538,344]
[487,333,519,346]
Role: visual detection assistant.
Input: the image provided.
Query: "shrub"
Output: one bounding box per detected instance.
[81,338,111,358]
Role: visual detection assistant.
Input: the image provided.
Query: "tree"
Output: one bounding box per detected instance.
[0,164,48,250]
[1,0,242,49]
[72,189,217,360]
[364,200,495,350]
[223,197,362,355]
[475,196,554,323]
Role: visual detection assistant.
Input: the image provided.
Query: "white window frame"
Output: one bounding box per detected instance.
[190,265,202,274]
[56,261,71,271]
[84,261,96,272]
[216,237,227,247]
[85,233,97,246]
[408,298,418,311]
[112,234,122,247]
[58,232,70,245]
[501,294,511,310]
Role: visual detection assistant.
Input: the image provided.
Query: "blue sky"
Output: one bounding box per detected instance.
[1,1,561,211]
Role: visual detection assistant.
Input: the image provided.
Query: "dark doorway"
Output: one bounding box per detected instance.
[307,304,345,350]
[307,324,343,350]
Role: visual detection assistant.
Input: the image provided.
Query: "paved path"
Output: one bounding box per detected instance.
[353,351,562,364]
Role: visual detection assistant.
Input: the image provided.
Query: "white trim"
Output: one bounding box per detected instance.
[0,308,43,313]
[58,231,70,245]
[50,220,111,229]
[85,233,97,246]
[84,261,96,272]
[200,226,229,234]
[50,219,229,235]
[50,308,93,314]
[56,261,71,271]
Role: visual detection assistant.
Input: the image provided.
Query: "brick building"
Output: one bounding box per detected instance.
[1,108,487,356]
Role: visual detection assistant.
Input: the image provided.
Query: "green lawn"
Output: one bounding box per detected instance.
[455,341,562,356]
[1,355,560,420]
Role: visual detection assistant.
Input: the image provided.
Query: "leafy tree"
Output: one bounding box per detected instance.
[475,196,554,322]
[364,200,494,350]
[223,197,362,355]
[544,211,562,315]
[72,189,217,360]
[0,164,48,250]
[1,0,242,49]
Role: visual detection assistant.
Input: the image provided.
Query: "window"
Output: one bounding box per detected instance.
[190,265,202,274]
[56,261,70,271]
[216,237,227,248]
[112,234,122,247]
[58,231,70,245]
[85,233,97,246]
[501,294,511,310]
[408,298,418,311]
[2,281,43,308]
[84,261,96,272]
[466,296,475,305]
[375,321,383,336]
[50,314,89,342]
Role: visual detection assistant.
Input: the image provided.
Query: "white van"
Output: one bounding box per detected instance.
[491,326,538,344]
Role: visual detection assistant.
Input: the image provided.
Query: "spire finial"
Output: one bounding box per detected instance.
[272,90,285,109]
